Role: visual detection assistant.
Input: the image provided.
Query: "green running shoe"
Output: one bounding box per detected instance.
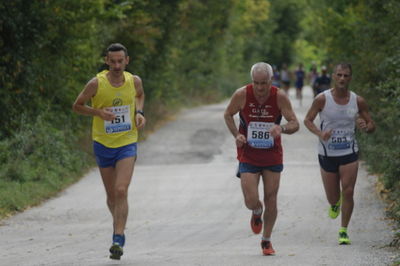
[109,234,125,260]
[329,195,342,219]
[338,229,351,245]
[109,244,123,260]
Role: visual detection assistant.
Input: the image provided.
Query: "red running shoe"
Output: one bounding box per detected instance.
[250,212,263,234]
[261,240,275,255]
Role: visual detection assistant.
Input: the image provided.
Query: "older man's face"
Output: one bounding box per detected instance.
[252,71,271,95]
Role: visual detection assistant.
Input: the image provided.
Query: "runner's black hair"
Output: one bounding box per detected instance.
[106,43,128,57]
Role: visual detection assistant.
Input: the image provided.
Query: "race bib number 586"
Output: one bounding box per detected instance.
[104,105,132,134]
[247,122,274,149]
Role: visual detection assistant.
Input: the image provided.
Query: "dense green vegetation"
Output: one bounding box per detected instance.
[0,0,301,217]
[0,0,399,249]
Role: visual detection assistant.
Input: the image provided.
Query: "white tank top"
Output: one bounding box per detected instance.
[318,89,359,156]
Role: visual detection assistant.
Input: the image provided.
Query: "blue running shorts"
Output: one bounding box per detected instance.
[236,162,284,178]
[93,141,137,168]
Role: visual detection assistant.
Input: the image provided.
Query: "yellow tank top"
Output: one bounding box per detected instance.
[91,70,138,148]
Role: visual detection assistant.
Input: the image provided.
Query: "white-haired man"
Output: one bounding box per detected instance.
[224,62,299,255]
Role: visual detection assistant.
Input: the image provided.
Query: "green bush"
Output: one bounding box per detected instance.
[0,113,93,217]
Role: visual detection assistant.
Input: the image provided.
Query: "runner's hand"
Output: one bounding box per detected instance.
[136,113,146,129]
[99,108,116,121]
[319,129,333,141]
[356,118,368,132]
[235,134,247,148]
[270,125,282,138]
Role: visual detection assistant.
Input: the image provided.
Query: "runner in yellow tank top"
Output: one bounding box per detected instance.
[92,69,138,148]
[72,43,145,260]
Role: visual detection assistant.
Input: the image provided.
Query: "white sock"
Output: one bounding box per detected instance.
[262,236,271,242]
[253,207,262,216]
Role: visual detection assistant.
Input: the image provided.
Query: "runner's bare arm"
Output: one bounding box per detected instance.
[304,94,331,141]
[224,87,247,147]
[357,96,375,133]
[275,90,299,135]
[134,75,146,129]
[72,78,116,121]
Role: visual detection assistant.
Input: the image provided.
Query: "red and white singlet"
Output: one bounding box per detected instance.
[237,84,283,166]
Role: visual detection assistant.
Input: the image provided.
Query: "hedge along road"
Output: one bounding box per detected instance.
[0,86,397,266]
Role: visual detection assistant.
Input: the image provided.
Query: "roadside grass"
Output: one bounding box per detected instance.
[0,150,94,219]
[0,114,94,219]
[0,174,84,219]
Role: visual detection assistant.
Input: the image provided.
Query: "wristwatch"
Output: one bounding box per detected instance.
[136,110,145,116]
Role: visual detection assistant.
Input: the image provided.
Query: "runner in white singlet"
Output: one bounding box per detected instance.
[304,63,375,245]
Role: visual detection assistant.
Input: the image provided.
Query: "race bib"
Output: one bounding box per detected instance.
[104,105,132,134]
[328,128,353,150]
[247,122,274,149]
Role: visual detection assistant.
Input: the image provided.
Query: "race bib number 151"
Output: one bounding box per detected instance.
[104,105,132,134]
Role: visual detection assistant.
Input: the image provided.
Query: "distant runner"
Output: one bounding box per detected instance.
[304,62,375,245]
[224,62,299,255]
[72,43,145,260]
[308,63,319,94]
[280,63,291,95]
[272,65,281,88]
[313,65,331,96]
[294,63,305,106]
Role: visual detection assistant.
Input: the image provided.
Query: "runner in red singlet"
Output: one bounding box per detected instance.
[224,62,299,255]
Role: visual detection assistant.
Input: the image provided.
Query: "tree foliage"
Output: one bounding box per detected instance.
[0,0,302,216]
[0,0,302,136]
